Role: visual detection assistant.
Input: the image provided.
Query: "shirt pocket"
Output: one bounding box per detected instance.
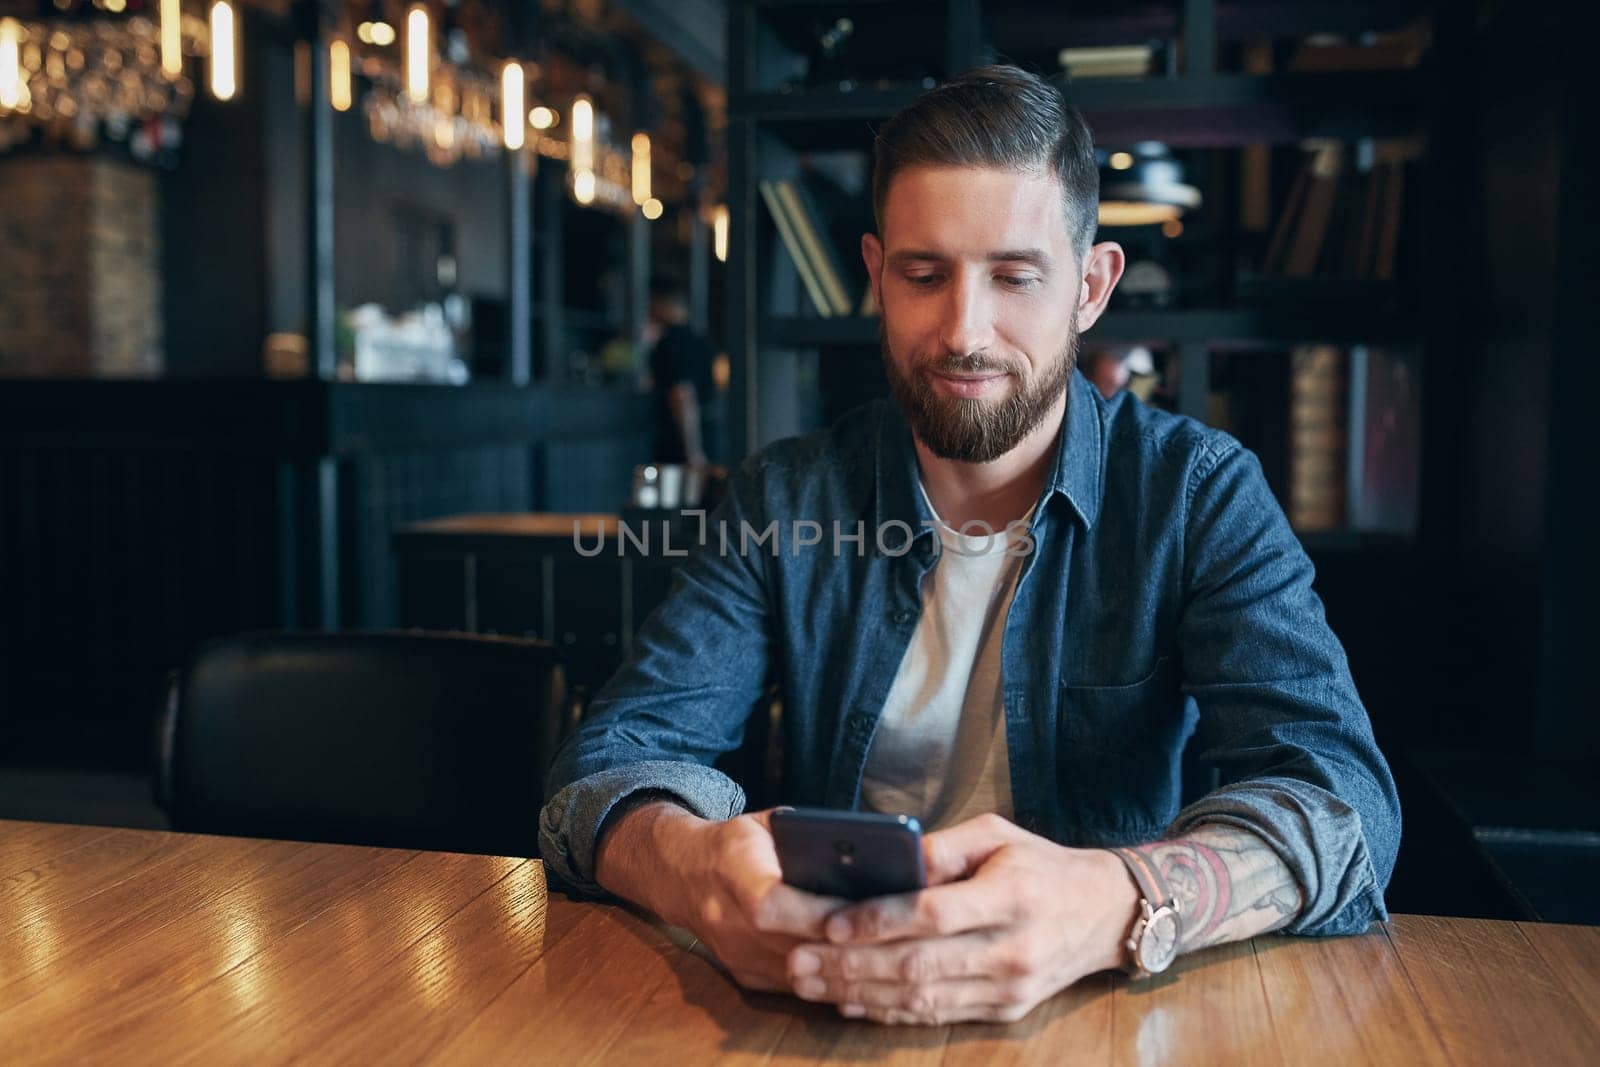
[1059,656,1178,749]
[1057,656,1183,838]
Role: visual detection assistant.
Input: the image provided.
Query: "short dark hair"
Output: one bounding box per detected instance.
[871,64,1098,260]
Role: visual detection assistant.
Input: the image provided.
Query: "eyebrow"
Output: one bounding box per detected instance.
[887,248,1054,270]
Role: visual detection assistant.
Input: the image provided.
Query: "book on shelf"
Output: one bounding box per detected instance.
[799,163,875,315]
[1348,346,1421,535]
[1287,345,1348,532]
[1258,137,1419,285]
[759,179,834,318]
[1262,151,1313,277]
[1057,44,1155,79]
[1286,343,1421,536]
[761,164,877,324]
[1321,147,1372,279]
[1250,22,1428,287]
[775,181,853,317]
[1287,21,1432,73]
[1282,141,1344,278]
[1372,157,1406,280]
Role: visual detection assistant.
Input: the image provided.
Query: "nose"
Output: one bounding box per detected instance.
[938,269,997,362]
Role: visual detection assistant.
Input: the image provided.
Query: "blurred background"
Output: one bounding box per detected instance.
[1,1,1594,925]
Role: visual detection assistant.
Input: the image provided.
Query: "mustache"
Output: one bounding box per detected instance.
[917,352,1019,376]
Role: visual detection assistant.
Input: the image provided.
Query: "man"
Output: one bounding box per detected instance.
[541,66,1399,1026]
[644,279,720,469]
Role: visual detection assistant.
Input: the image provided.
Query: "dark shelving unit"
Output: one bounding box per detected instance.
[727,0,1442,522]
[764,306,1420,349]
[743,71,1429,152]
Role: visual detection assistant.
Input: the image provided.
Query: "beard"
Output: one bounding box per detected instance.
[881,305,1079,464]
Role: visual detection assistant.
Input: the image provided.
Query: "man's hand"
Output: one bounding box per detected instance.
[595,803,846,992]
[784,813,1140,1025]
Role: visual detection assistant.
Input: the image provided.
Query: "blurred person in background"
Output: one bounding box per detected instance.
[643,278,722,469]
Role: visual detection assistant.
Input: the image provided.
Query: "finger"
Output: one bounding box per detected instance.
[921,812,1024,885]
[788,930,1001,987]
[825,878,1010,944]
[745,807,791,834]
[733,810,851,938]
[792,973,1020,1022]
[750,880,851,939]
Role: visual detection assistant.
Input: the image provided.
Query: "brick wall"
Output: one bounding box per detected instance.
[0,155,163,377]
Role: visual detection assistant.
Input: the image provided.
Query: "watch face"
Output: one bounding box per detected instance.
[1139,909,1181,973]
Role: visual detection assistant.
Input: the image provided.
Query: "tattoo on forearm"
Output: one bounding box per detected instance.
[1114,826,1304,952]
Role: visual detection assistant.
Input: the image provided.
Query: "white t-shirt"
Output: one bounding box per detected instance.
[858,477,1033,831]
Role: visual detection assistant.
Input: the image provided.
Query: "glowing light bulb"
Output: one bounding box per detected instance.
[160,0,181,77]
[405,5,429,104]
[330,39,351,112]
[0,20,20,112]
[209,2,237,102]
[712,204,729,263]
[631,131,651,206]
[571,96,592,142]
[502,62,524,149]
[571,95,595,205]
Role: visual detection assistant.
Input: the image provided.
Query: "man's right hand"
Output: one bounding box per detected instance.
[594,802,846,992]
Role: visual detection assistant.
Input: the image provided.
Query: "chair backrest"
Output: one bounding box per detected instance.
[155,630,570,857]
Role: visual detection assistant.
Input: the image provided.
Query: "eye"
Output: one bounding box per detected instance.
[905,273,941,289]
[997,275,1038,290]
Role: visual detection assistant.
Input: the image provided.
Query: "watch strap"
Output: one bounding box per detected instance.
[1107,846,1180,979]
[1108,846,1175,912]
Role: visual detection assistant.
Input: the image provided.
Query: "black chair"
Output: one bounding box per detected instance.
[154,630,574,858]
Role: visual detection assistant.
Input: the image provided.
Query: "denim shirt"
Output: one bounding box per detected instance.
[540,369,1399,936]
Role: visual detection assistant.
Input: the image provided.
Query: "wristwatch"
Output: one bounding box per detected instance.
[1109,848,1183,980]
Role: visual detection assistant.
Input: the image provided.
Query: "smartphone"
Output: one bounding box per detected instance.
[770,807,927,901]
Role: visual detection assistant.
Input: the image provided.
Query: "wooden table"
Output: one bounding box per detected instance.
[3,820,1597,1065]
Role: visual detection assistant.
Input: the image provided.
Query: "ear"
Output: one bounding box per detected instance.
[862,232,885,307]
[1075,242,1125,333]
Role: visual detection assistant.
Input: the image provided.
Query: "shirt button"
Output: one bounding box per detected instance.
[891,609,911,625]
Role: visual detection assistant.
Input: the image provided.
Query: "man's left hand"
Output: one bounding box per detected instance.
[784,813,1140,1025]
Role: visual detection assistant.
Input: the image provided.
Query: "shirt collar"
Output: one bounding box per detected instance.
[872,368,1104,556]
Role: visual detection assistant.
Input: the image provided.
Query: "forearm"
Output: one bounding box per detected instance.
[594,798,706,925]
[668,383,705,460]
[538,760,746,898]
[1112,824,1304,954]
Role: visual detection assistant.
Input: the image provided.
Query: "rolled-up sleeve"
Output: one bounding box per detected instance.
[1172,437,1401,936]
[538,456,775,897]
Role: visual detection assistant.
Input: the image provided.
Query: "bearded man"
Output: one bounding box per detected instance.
[539,65,1399,1026]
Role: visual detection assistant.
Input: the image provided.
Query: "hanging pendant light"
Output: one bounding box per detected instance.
[571,94,595,204]
[631,131,651,205]
[160,0,182,78]
[0,19,19,112]
[1097,142,1200,227]
[209,2,238,102]
[405,4,430,105]
[501,61,524,150]
[330,39,352,112]
[712,204,729,263]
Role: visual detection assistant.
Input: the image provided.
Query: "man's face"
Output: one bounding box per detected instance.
[866,165,1083,464]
